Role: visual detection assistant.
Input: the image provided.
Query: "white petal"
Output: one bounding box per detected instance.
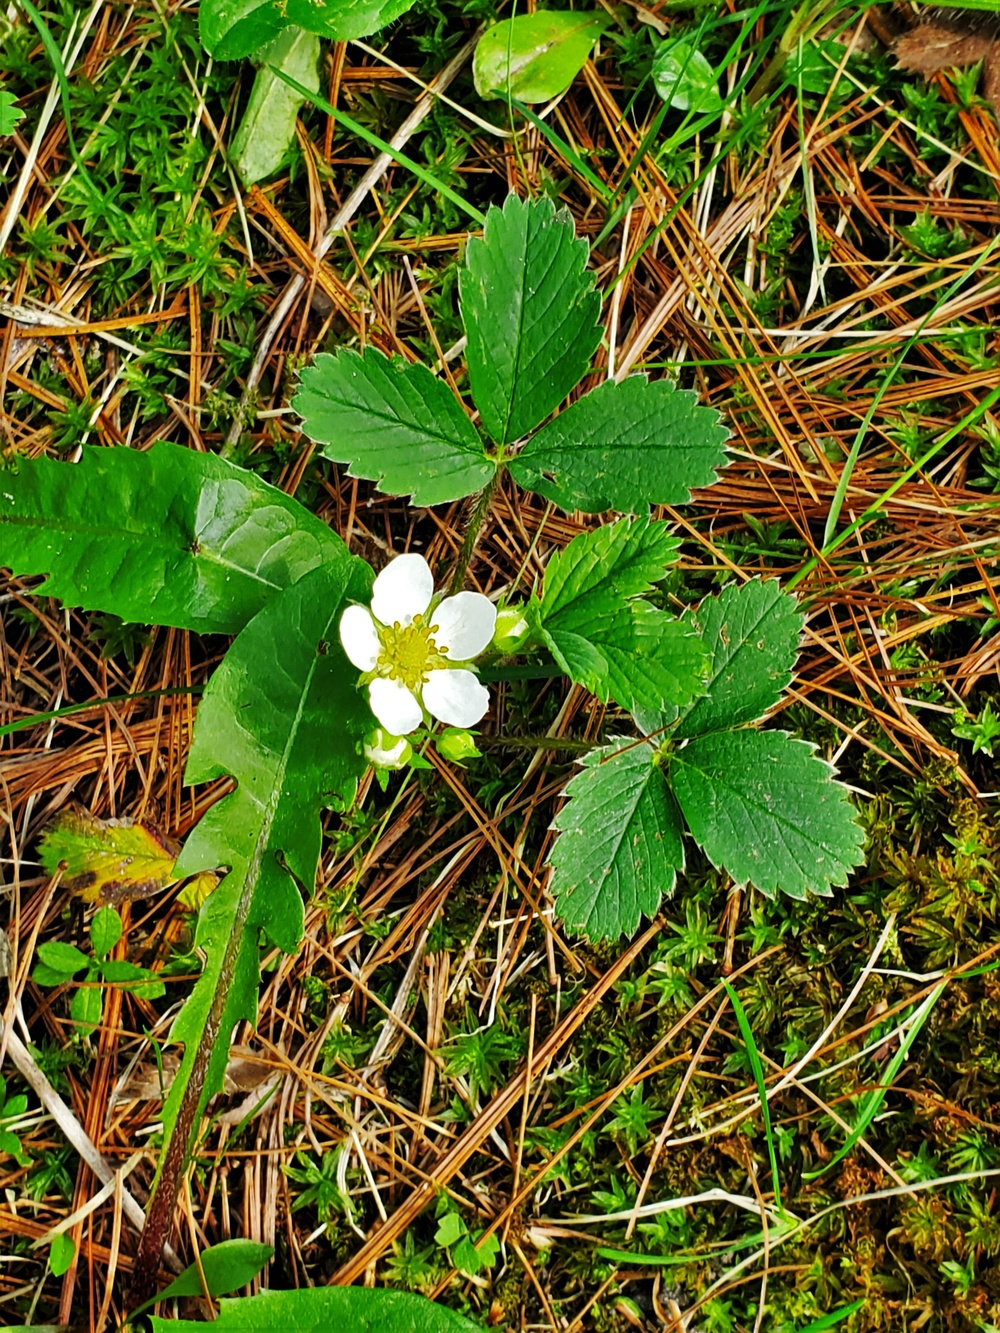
[371,553,434,626]
[430,592,497,661]
[422,668,490,728]
[368,678,423,735]
[339,605,380,670]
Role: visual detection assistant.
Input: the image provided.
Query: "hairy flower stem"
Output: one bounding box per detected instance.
[449,469,501,594]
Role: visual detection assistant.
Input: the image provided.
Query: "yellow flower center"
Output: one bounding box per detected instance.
[378,614,443,692]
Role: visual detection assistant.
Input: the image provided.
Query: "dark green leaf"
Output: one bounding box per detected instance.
[652,38,725,113]
[460,194,601,444]
[159,560,373,1172]
[0,443,348,634]
[510,375,728,513]
[232,30,320,186]
[141,1240,273,1307]
[635,579,802,740]
[199,0,287,60]
[677,579,802,737]
[538,515,680,616]
[550,739,684,940]
[294,349,494,506]
[473,12,611,103]
[150,1286,482,1331]
[671,729,864,899]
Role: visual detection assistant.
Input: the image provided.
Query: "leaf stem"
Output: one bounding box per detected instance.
[449,468,502,594]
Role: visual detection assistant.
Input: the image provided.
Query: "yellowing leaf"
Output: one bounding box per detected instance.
[177,871,221,912]
[39,807,181,904]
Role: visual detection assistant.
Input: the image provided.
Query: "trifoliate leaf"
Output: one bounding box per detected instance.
[0,442,348,634]
[652,38,725,114]
[294,348,494,506]
[460,194,601,444]
[671,729,864,900]
[473,12,611,103]
[550,739,684,940]
[158,558,372,1189]
[0,87,24,136]
[39,807,180,904]
[510,376,729,513]
[534,517,707,711]
[149,1287,481,1332]
[199,0,288,60]
[634,579,802,740]
[231,29,320,185]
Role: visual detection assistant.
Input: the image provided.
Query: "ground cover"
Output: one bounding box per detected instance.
[2,0,1000,1328]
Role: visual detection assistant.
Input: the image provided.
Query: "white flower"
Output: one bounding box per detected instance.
[340,553,496,737]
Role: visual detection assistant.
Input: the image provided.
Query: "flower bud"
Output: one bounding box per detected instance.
[491,606,529,653]
[437,728,481,765]
[364,728,412,770]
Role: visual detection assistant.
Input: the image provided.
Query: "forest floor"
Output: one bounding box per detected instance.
[3,0,1000,1329]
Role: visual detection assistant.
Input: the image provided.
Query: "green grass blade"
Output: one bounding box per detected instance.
[802,981,946,1181]
[721,978,784,1217]
[268,67,486,226]
[796,1302,866,1332]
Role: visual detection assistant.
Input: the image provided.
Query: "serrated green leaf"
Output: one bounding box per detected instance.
[539,515,680,615]
[635,579,802,740]
[199,0,287,60]
[1,87,25,136]
[473,12,611,103]
[460,194,601,445]
[0,443,347,634]
[652,38,725,113]
[534,517,707,711]
[550,739,684,940]
[671,729,864,899]
[294,348,494,505]
[149,1286,481,1332]
[283,0,419,41]
[510,376,728,513]
[157,559,372,1180]
[232,29,320,186]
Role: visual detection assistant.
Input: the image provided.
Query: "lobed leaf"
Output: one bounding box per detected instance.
[0,442,347,634]
[510,376,729,514]
[671,729,865,899]
[473,12,611,103]
[0,87,24,136]
[150,1286,481,1331]
[549,739,684,940]
[460,194,602,444]
[157,559,373,1180]
[294,348,494,506]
